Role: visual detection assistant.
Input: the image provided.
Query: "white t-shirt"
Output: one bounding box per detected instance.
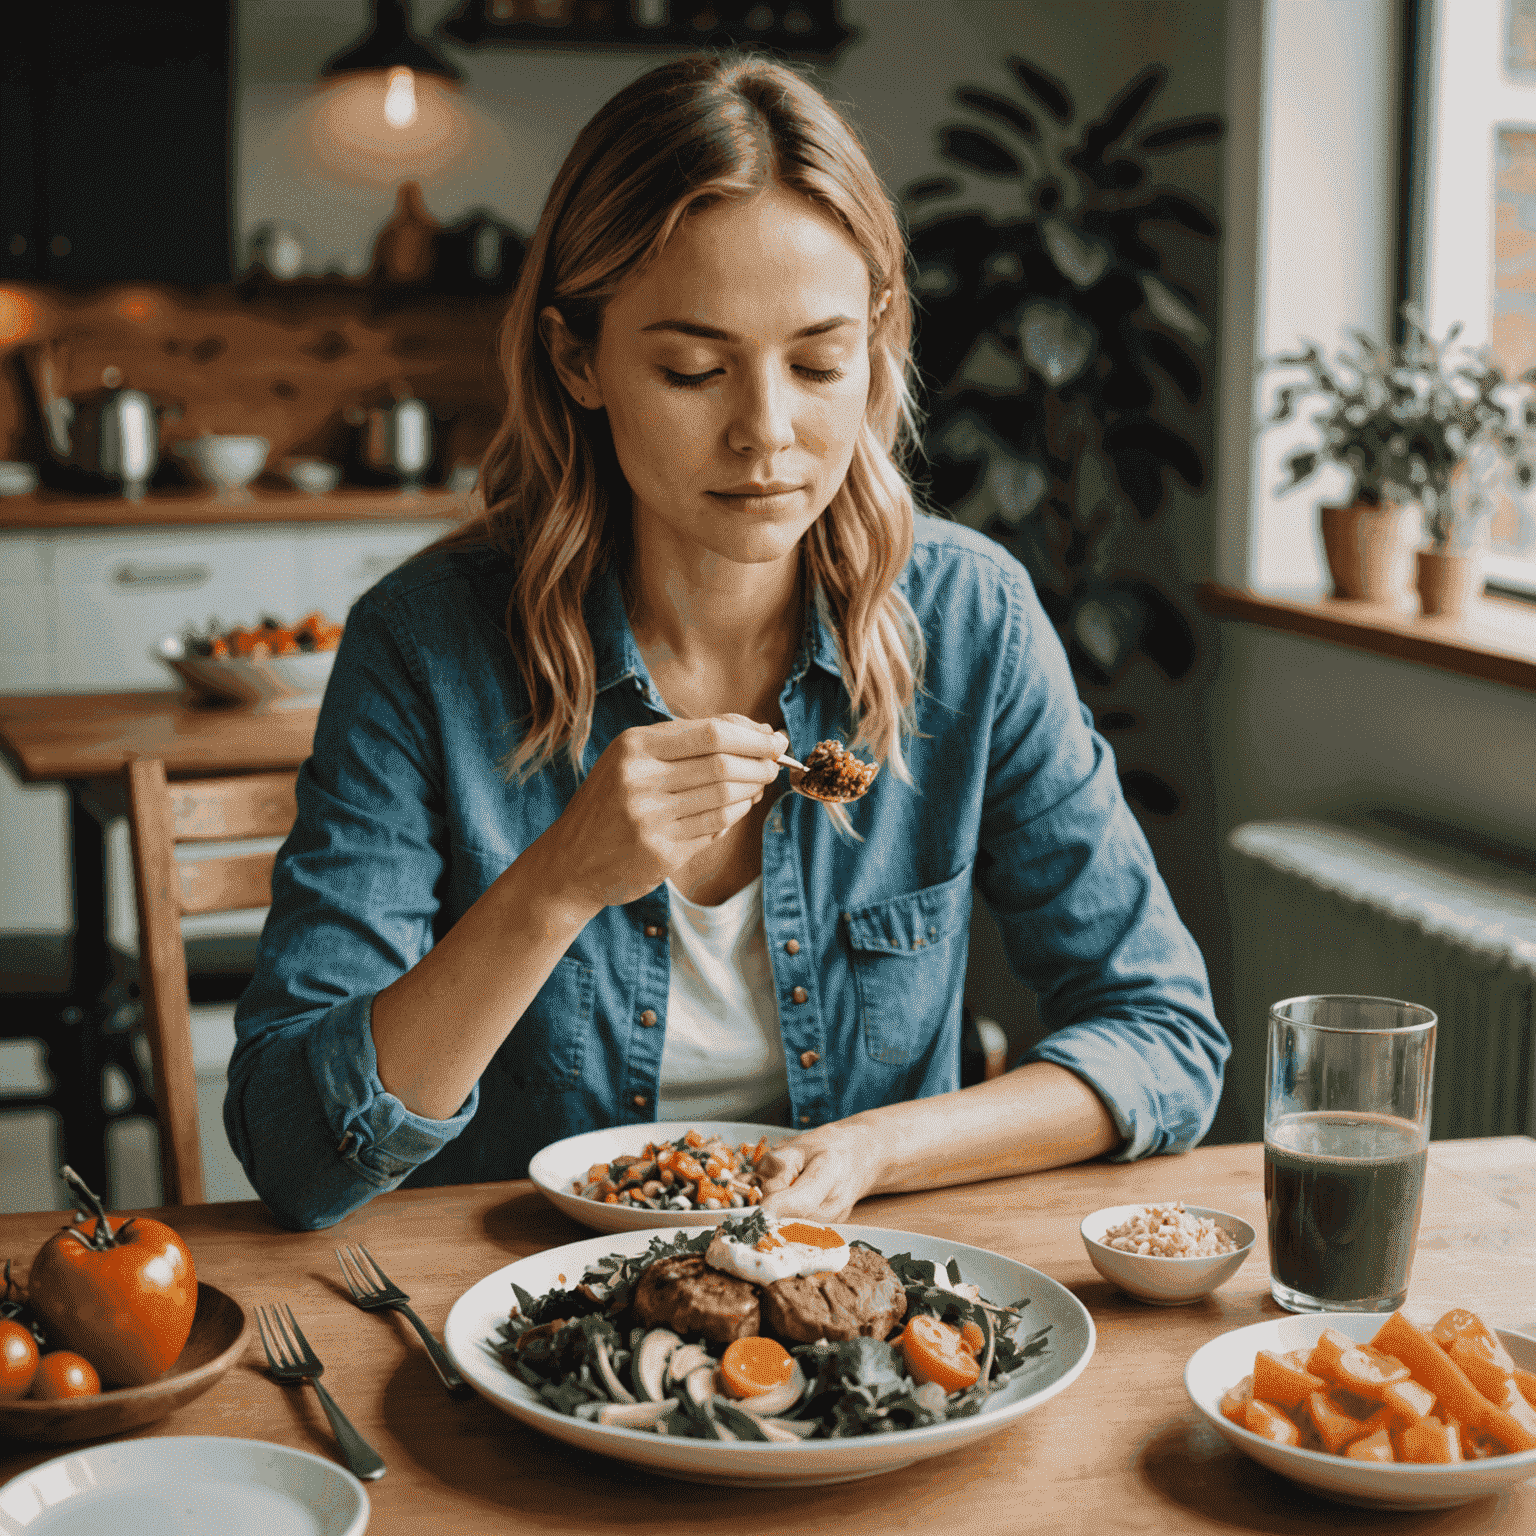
[655,874,790,1123]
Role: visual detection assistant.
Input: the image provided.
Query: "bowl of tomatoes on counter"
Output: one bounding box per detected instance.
[153,610,344,712]
[0,1168,249,1444]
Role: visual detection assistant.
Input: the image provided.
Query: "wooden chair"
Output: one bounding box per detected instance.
[125,758,298,1204]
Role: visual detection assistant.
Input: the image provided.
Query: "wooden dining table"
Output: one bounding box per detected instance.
[3,1137,1534,1533]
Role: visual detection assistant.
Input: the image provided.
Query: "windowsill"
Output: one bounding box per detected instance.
[1198,583,1536,694]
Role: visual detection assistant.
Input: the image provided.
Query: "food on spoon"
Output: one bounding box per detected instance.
[25,1167,197,1388]
[573,1130,775,1211]
[28,1350,101,1401]
[492,1215,1048,1440]
[0,1318,39,1400]
[1232,1306,1536,1463]
[795,739,879,802]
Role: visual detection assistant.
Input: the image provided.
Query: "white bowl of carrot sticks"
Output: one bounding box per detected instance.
[1186,1308,1536,1510]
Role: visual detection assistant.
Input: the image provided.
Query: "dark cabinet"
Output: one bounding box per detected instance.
[0,1,233,286]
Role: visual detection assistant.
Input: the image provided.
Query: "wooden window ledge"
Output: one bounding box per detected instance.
[1198,583,1536,694]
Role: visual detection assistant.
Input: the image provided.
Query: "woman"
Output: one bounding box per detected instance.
[226,54,1227,1231]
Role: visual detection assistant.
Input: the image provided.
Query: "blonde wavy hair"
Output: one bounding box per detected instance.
[442,52,925,782]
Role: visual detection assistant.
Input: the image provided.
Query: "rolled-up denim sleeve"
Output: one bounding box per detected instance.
[224,589,477,1229]
[973,565,1228,1159]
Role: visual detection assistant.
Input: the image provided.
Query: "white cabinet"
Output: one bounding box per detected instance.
[51,527,304,691]
[295,521,445,617]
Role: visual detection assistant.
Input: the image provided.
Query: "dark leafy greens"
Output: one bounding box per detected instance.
[491,1223,1052,1441]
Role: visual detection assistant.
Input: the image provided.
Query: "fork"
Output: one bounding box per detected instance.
[257,1303,386,1481]
[336,1243,468,1395]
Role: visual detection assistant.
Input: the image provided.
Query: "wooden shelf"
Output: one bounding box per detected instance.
[1199,582,1536,694]
[0,486,470,530]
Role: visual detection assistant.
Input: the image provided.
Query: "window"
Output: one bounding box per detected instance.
[1417,0,1536,596]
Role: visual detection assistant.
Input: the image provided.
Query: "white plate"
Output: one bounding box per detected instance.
[528,1120,792,1234]
[0,1436,369,1535]
[443,1223,1095,1488]
[1185,1313,1536,1510]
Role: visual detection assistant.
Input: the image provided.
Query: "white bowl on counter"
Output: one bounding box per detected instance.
[153,632,335,713]
[177,435,269,499]
[0,461,40,496]
[287,458,342,495]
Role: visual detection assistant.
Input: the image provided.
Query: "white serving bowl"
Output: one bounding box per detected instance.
[153,632,336,712]
[529,1120,791,1234]
[287,457,342,495]
[178,434,269,497]
[445,1224,1096,1488]
[1080,1203,1256,1305]
[1186,1313,1536,1510]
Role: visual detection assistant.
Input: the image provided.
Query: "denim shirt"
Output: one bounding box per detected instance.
[226,514,1228,1230]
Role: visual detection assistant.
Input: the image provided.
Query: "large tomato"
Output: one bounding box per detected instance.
[27,1171,197,1388]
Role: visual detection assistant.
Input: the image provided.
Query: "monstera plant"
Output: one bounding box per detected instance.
[904,59,1222,816]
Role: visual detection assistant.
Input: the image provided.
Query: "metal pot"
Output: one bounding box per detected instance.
[360,396,433,485]
[30,354,163,499]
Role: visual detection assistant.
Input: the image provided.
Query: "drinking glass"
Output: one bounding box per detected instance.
[1263,995,1436,1313]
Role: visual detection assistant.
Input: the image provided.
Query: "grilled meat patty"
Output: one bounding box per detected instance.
[633,1254,761,1344]
[760,1245,908,1343]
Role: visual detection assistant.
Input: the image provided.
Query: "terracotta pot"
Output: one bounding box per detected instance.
[1319,501,1404,601]
[1415,547,1482,618]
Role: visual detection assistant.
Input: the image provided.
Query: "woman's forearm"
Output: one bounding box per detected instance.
[370,824,602,1120]
[859,1061,1121,1195]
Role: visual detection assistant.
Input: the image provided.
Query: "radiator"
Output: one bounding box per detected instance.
[1221,816,1536,1144]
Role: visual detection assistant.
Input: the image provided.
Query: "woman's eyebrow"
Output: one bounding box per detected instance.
[639,315,856,341]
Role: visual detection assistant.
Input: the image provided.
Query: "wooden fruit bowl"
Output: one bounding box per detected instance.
[0,1283,249,1444]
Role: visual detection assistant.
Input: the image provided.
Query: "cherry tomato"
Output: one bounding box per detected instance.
[29,1351,100,1400]
[0,1318,39,1400]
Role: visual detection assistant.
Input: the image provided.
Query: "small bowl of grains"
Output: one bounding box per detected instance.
[1080,1202,1255,1306]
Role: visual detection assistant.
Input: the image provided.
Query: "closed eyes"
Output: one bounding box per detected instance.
[661,365,847,389]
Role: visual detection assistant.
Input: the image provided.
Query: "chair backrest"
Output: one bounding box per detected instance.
[125,757,298,1204]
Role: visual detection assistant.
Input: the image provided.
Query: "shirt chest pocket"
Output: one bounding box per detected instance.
[846,865,973,1067]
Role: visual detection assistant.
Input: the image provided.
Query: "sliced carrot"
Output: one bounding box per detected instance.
[959,1320,986,1358]
[1492,1377,1536,1440]
[1304,1389,1370,1454]
[1448,1338,1514,1399]
[1220,1375,1254,1425]
[900,1314,981,1395]
[1431,1309,1515,1373]
[1399,1415,1463,1463]
[684,1129,705,1148]
[1345,1427,1395,1462]
[1373,1311,1536,1453]
[1244,1398,1300,1445]
[719,1336,794,1399]
[1516,1368,1536,1411]
[1380,1375,1435,1422]
[1253,1349,1327,1409]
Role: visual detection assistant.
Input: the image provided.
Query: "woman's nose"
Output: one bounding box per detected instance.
[728,367,797,456]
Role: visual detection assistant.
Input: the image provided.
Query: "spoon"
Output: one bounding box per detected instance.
[781,740,880,804]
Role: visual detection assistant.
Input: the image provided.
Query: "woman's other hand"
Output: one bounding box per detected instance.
[756,1122,880,1222]
[544,714,787,913]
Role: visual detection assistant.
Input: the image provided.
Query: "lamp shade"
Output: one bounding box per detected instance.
[320,0,464,83]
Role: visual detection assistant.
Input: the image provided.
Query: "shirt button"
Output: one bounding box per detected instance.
[633,1093,649,1109]
[639,1009,658,1027]
[784,939,800,955]
[644,924,665,939]
[799,1050,820,1069]
[791,986,808,1005]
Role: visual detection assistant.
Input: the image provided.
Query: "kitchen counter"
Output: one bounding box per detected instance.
[0,485,469,529]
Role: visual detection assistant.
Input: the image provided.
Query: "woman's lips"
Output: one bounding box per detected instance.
[708,484,804,502]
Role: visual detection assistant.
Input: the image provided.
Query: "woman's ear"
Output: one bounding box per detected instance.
[539,305,603,410]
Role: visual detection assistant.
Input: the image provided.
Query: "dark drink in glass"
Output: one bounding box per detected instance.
[1264,1110,1427,1309]
[1263,996,1435,1313]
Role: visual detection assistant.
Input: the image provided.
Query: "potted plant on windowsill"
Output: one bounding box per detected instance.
[1267,305,1536,613]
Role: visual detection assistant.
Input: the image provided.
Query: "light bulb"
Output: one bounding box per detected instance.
[384,67,418,128]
